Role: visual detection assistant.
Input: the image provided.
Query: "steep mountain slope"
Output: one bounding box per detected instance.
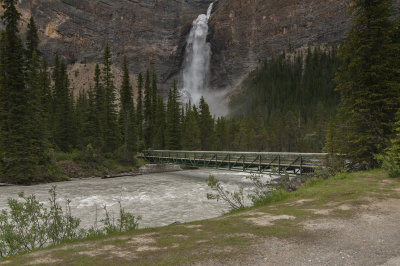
[4,0,398,94]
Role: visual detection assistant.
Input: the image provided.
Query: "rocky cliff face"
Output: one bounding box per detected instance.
[6,0,399,95]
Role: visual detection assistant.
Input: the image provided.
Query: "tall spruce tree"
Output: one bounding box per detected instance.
[25,16,39,61]
[153,96,166,149]
[165,81,181,150]
[182,104,201,150]
[0,0,47,183]
[143,69,152,148]
[335,0,400,168]
[199,97,215,150]
[136,72,144,146]
[102,44,119,152]
[52,57,75,152]
[93,63,105,150]
[119,56,136,161]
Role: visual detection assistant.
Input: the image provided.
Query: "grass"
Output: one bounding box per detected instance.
[1,169,399,265]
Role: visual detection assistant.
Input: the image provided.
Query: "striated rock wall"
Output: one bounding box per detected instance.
[4,0,399,96]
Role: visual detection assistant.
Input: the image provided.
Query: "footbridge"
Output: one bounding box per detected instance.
[140,150,329,175]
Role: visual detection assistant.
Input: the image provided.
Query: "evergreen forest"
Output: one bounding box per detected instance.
[0,0,399,184]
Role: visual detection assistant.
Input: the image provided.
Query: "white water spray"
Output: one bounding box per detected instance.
[181,3,226,116]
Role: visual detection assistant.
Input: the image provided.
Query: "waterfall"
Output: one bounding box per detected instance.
[181,3,214,107]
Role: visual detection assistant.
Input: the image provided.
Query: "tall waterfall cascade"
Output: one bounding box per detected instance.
[181,3,226,115]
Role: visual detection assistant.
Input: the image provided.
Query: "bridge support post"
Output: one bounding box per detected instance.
[300,156,303,176]
[278,156,281,175]
[228,154,231,170]
[215,154,218,169]
[243,155,245,172]
[259,155,261,173]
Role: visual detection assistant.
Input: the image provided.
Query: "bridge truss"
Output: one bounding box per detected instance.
[140,150,328,175]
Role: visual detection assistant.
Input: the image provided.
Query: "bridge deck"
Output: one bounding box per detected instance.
[140,150,328,175]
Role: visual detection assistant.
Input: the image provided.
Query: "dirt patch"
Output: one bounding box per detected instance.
[337,204,353,211]
[306,209,332,215]
[78,245,115,257]
[136,246,165,252]
[245,214,295,226]
[302,218,346,231]
[183,224,202,229]
[226,233,256,239]
[172,234,189,239]
[127,236,156,245]
[285,199,315,206]
[26,257,62,265]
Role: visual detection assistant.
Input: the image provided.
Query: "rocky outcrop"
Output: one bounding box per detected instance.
[6,0,399,96]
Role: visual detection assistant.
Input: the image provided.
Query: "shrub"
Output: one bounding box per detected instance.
[375,154,400,179]
[0,187,140,258]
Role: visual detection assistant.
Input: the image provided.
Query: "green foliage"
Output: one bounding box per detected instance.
[165,81,182,150]
[118,56,137,162]
[230,48,340,152]
[0,186,81,257]
[102,44,120,152]
[206,175,245,210]
[335,0,400,168]
[0,187,140,258]
[199,97,215,150]
[375,154,400,179]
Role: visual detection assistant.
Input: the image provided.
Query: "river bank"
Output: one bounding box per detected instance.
[1,169,399,265]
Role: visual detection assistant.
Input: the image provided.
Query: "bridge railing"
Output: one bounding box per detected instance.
[140,150,329,175]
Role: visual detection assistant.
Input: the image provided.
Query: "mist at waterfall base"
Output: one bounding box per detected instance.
[181,3,228,117]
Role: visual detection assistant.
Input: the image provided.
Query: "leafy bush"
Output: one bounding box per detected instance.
[0,186,81,257]
[375,154,400,178]
[206,175,245,210]
[0,187,140,258]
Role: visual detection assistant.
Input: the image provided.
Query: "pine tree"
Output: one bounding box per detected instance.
[74,89,89,149]
[25,16,39,61]
[199,97,215,150]
[153,96,166,149]
[118,56,136,161]
[165,81,181,150]
[143,69,152,148]
[93,63,105,150]
[0,0,47,183]
[102,44,119,152]
[52,57,75,152]
[182,104,201,150]
[335,0,400,168]
[136,72,144,146]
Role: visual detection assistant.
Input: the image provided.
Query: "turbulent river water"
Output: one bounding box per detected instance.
[0,169,270,229]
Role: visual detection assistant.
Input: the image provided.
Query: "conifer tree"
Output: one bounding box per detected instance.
[0,0,47,183]
[39,58,52,136]
[199,97,215,150]
[335,0,400,168]
[143,69,152,148]
[74,89,89,149]
[93,63,105,150]
[165,81,181,150]
[25,16,39,61]
[119,56,136,161]
[153,96,166,149]
[102,44,119,152]
[52,57,75,152]
[136,72,144,144]
[182,104,201,150]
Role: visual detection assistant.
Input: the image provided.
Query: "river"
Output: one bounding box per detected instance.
[0,169,271,229]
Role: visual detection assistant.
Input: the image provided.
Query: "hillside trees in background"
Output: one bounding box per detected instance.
[0,0,50,184]
[118,56,137,162]
[335,0,400,168]
[229,47,340,152]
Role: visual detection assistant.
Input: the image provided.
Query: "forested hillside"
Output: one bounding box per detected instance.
[229,48,340,152]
